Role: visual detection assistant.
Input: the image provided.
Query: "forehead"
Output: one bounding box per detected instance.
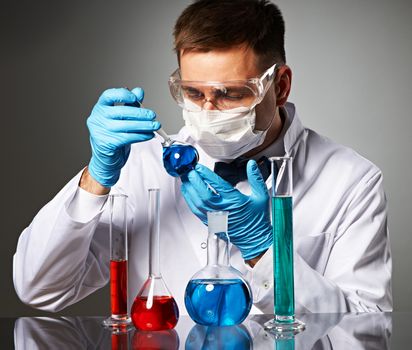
[179,46,261,81]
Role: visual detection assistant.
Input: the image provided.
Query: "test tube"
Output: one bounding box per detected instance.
[103,194,133,331]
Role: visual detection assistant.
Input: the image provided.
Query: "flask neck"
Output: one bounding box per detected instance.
[148,189,161,277]
[206,231,230,267]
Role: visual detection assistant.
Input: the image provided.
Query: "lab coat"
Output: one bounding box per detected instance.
[13,102,392,314]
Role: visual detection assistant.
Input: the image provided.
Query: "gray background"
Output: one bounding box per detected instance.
[1,0,411,316]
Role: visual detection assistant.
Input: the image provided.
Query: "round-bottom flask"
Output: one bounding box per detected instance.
[162,142,199,177]
[184,211,252,326]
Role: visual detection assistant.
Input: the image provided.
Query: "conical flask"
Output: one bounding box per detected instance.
[131,188,179,331]
[184,211,253,326]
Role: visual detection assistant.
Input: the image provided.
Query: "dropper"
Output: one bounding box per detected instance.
[156,128,174,147]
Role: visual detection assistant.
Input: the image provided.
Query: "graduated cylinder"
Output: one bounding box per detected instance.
[102,193,132,330]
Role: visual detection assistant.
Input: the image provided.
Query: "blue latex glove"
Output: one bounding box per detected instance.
[87,87,160,187]
[181,160,272,260]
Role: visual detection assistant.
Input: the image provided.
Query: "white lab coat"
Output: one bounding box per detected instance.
[13,102,392,314]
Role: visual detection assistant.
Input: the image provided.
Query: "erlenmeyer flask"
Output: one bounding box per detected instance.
[184,211,252,326]
[131,189,179,331]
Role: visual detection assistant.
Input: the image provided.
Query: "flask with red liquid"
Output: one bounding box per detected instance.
[131,188,179,331]
[103,194,133,331]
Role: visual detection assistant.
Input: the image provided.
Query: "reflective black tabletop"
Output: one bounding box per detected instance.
[3,312,411,349]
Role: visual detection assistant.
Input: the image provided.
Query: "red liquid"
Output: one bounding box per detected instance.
[132,329,179,350]
[111,332,129,350]
[110,259,128,316]
[131,295,179,331]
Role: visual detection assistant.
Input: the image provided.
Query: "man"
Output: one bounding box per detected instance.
[13,0,392,314]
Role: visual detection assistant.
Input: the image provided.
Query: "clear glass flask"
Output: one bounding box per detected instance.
[184,211,252,326]
[131,189,179,331]
[157,128,199,177]
[102,194,133,331]
[264,156,305,334]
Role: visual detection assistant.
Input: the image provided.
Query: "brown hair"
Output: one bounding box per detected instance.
[173,0,286,70]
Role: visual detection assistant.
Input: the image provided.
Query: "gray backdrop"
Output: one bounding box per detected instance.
[1,0,411,316]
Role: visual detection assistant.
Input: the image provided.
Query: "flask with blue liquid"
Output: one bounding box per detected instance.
[184,211,252,326]
[157,128,199,177]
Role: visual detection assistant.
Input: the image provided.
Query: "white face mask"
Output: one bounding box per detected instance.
[183,106,268,161]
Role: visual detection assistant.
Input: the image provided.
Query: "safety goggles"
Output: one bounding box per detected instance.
[168,62,278,113]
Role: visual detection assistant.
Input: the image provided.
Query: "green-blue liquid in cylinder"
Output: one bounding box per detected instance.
[272,196,295,319]
[276,338,295,350]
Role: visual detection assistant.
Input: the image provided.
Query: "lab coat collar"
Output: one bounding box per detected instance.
[283,102,306,156]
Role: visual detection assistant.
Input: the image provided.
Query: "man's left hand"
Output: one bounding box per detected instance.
[181,160,272,261]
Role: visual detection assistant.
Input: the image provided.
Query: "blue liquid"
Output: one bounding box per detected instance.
[272,196,295,318]
[163,144,198,177]
[184,279,252,326]
[185,324,252,350]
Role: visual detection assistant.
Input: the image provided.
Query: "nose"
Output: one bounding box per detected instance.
[202,98,219,110]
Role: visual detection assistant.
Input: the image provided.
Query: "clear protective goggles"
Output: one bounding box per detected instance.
[168,62,278,113]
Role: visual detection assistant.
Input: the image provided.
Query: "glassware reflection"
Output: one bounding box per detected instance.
[12,313,393,349]
[14,317,109,349]
[132,329,179,350]
[185,324,252,350]
[111,331,131,350]
[247,312,392,349]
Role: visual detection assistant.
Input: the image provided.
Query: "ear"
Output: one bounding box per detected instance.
[274,65,292,107]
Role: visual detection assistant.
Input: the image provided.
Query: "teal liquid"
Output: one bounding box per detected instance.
[276,338,295,350]
[272,196,295,319]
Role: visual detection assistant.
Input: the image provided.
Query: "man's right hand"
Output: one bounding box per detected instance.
[86,87,160,189]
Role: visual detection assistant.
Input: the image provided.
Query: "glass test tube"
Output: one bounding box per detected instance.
[264,156,305,334]
[103,194,133,331]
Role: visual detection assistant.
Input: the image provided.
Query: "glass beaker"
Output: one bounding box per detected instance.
[103,194,133,331]
[157,128,199,177]
[131,189,179,331]
[264,156,305,334]
[184,211,252,326]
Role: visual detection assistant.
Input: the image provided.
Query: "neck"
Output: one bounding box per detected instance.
[148,190,161,277]
[207,232,230,267]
